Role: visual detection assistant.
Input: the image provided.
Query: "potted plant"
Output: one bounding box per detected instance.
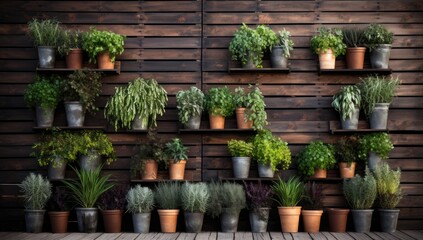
[269,28,294,68]
[24,74,62,127]
[252,130,291,178]
[62,69,102,127]
[358,132,394,171]
[343,171,377,232]
[62,166,114,233]
[76,130,116,171]
[232,85,268,130]
[343,27,366,69]
[58,29,84,69]
[27,18,62,68]
[98,185,129,233]
[374,162,403,233]
[19,173,52,233]
[82,27,125,69]
[359,75,400,129]
[301,182,324,233]
[47,186,70,233]
[205,86,235,129]
[126,185,155,233]
[165,138,189,180]
[272,176,304,232]
[176,86,205,129]
[331,85,361,129]
[154,181,181,233]
[227,139,253,178]
[105,78,168,131]
[310,27,347,69]
[297,141,336,178]
[326,207,350,232]
[334,135,360,178]
[181,182,210,233]
[364,24,394,69]
[244,182,273,233]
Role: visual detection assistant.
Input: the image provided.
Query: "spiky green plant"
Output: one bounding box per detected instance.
[126,185,155,213]
[19,173,52,210]
[272,176,304,207]
[154,181,180,209]
[165,138,189,163]
[343,28,365,48]
[343,171,377,209]
[27,18,62,47]
[374,162,403,209]
[181,182,210,213]
[220,182,246,214]
[207,181,223,218]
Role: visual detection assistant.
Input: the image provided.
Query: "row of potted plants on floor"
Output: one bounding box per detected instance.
[20,162,402,234]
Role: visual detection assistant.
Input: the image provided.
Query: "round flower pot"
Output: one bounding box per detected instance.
[184,114,201,129]
[141,160,158,180]
[370,44,391,69]
[379,209,400,233]
[302,209,323,233]
[66,48,83,69]
[80,150,101,171]
[48,211,70,233]
[327,208,349,232]
[169,159,186,180]
[338,162,356,178]
[35,105,55,127]
[132,212,151,233]
[24,209,45,233]
[184,212,204,233]
[351,209,374,233]
[75,207,98,233]
[232,157,251,178]
[318,49,335,69]
[346,47,366,69]
[257,163,274,178]
[236,107,253,129]
[340,108,359,130]
[102,210,122,233]
[271,46,288,68]
[249,208,270,233]
[369,103,390,129]
[157,209,179,233]
[311,168,327,178]
[97,52,115,69]
[209,113,225,129]
[368,152,381,171]
[132,114,149,130]
[277,206,301,232]
[48,157,66,180]
[37,46,55,68]
[242,53,256,69]
[64,101,85,127]
[220,208,240,232]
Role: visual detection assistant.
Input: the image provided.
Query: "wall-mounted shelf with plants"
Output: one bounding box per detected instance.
[33,126,106,131]
[318,68,392,75]
[329,121,388,134]
[178,128,255,134]
[36,61,121,74]
[228,67,290,73]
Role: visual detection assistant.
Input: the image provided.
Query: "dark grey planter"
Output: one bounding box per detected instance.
[370,44,391,69]
[64,101,85,127]
[75,207,98,233]
[37,46,55,68]
[249,208,270,233]
[184,114,201,129]
[242,53,256,69]
[351,209,374,233]
[132,212,151,233]
[80,150,101,171]
[48,157,66,180]
[270,46,288,68]
[35,105,55,127]
[220,208,240,232]
[232,157,251,178]
[132,114,149,130]
[184,212,204,233]
[24,210,45,233]
[368,152,381,171]
[341,108,360,130]
[379,209,400,233]
[257,163,274,178]
[370,103,390,129]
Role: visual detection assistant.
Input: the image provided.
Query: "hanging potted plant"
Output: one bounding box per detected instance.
[47,186,70,233]
[364,24,394,69]
[301,182,324,233]
[205,86,235,129]
[310,27,347,69]
[269,28,294,68]
[358,132,394,171]
[331,85,361,130]
[126,185,155,233]
[272,176,304,232]
[105,78,168,131]
[359,75,400,129]
[227,139,253,178]
[165,138,189,180]
[181,182,210,233]
[154,181,181,233]
[58,29,84,69]
[19,173,52,233]
[244,182,273,233]
[176,86,205,129]
[27,18,62,68]
[232,85,268,130]
[98,185,129,233]
[24,75,62,127]
[342,27,366,69]
[82,28,125,69]
[334,135,360,178]
[297,141,336,178]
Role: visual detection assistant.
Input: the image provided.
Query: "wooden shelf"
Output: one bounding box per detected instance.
[36,62,121,74]
[219,177,278,181]
[179,128,255,133]
[329,121,388,134]
[130,179,200,183]
[307,177,344,182]
[228,67,290,73]
[318,68,392,75]
[33,126,105,131]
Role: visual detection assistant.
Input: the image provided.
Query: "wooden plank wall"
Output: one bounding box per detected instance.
[0,0,422,232]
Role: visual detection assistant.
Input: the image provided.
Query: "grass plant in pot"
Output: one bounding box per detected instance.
[24,74,62,127]
[297,141,336,179]
[269,28,294,68]
[358,132,393,171]
[244,182,273,232]
[228,139,253,178]
[47,186,70,233]
[98,185,129,233]
[176,86,205,129]
[272,176,304,233]
[331,85,361,130]
[310,27,347,69]
[126,185,155,233]
[76,130,116,171]
[205,86,235,129]
[301,182,324,233]
[335,136,360,178]
[165,138,189,180]
[232,85,268,130]
[58,29,84,69]
[19,173,52,233]
[364,24,394,69]
[181,182,210,233]
[154,181,181,233]
[343,27,366,69]
[359,75,400,129]
[105,78,168,131]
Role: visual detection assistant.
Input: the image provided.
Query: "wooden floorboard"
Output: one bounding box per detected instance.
[234,232,253,240]
[43,233,71,240]
[95,233,123,240]
[373,232,402,240]
[217,232,234,240]
[252,232,271,240]
[331,232,354,240]
[401,230,423,240]
[347,232,374,240]
[320,232,337,240]
[177,233,197,240]
[115,233,139,240]
[195,232,217,240]
[290,233,312,240]
[308,232,327,240]
[281,233,294,240]
[268,232,285,240]
[135,233,160,240]
[389,231,415,240]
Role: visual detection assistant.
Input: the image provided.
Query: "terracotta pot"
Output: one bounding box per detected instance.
[209,113,225,129]
[346,47,366,69]
[277,206,301,232]
[311,169,327,178]
[168,159,186,180]
[97,52,115,69]
[48,211,69,233]
[157,209,179,233]
[318,49,335,69]
[302,210,323,233]
[339,162,356,178]
[66,48,83,69]
[142,160,158,180]
[327,208,349,232]
[102,210,122,233]
[235,107,253,129]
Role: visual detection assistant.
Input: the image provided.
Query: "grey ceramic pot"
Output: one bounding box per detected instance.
[351,209,373,233]
[48,157,66,180]
[220,208,240,232]
[257,163,274,178]
[270,46,288,68]
[132,114,149,130]
[370,103,390,129]
[379,209,400,233]
[184,212,204,233]
[64,101,85,127]
[75,207,98,233]
[35,105,55,127]
[37,46,55,68]
[368,152,381,171]
[24,209,45,233]
[249,208,270,233]
[370,44,391,69]
[184,114,201,129]
[80,150,101,171]
[132,212,151,233]
[341,108,359,130]
[232,157,251,178]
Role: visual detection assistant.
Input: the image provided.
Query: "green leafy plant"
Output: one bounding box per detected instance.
[75,130,116,165]
[244,182,273,220]
[176,87,205,125]
[335,135,360,165]
[205,86,235,117]
[374,162,403,209]
[363,24,394,50]
[342,27,365,48]
[358,132,394,162]
[19,173,52,210]
[227,139,253,157]
[270,28,294,57]
[310,27,347,57]
[343,171,377,209]
[297,141,336,176]
[154,181,181,209]
[207,181,246,217]
[105,78,168,130]
[252,130,291,171]
[126,185,155,213]
[331,85,361,120]
[165,138,189,163]
[255,24,278,52]
[272,176,304,207]
[233,85,268,130]
[57,29,83,56]
[27,18,62,47]
[181,182,210,213]
[301,182,324,210]
[82,27,125,63]
[24,74,62,110]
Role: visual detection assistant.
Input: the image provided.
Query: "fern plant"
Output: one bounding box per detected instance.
[227,139,253,157]
[343,171,377,209]
[331,85,361,120]
[269,28,295,57]
[181,182,210,213]
[19,173,52,210]
[176,87,205,125]
[126,185,155,213]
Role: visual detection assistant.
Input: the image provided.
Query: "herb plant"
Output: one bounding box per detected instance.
[181,182,210,213]
[310,27,347,57]
[48,186,70,211]
[126,185,155,214]
[27,18,62,47]
[57,29,83,56]
[270,29,294,57]
[227,139,253,157]
[335,135,360,165]
[205,86,235,117]
[24,75,62,110]
[154,181,181,209]
[252,130,292,171]
[165,138,189,163]
[297,141,336,177]
[373,162,403,209]
[82,28,125,63]
[357,132,394,162]
[343,172,377,209]
[331,85,361,120]
[244,182,273,220]
[98,185,129,210]
[207,181,223,218]
[342,28,365,48]
[233,85,268,130]
[363,24,394,50]
[131,131,167,176]
[75,130,116,165]
[19,173,52,210]
[301,182,324,210]
[207,181,246,217]
[176,87,205,125]
[272,176,304,207]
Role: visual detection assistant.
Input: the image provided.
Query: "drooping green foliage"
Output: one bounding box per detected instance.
[227,139,253,157]
[252,130,292,171]
[24,74,62,110]
[297,141,336,176]
[310,27,347,57]
[233,85,268,130]
[82,27,125,63]
[154,181,181,209]
[205,86,235,117]
[272,176,304,207]
[19,173,52,210]
[343,171,377,209]
[176,87,205,125]
[126,185,155,213]
[331,85,361,120]
[181,182,210,213]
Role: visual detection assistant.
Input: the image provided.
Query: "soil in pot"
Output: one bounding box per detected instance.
[346,47,366,69]
[66,48,83,69]
[142,160,158,180]
[318,49,335,69]
[169,160,186,180]
[339,162,356,178]
[132,212,151,233]
[209,113,225,129]
[277,206,302,232]
[97,52,115,69]
[236,108,253,129]
[102,210,122,233]
[311,169,327,178]
[48,211,70,233]
[327,208,349,232]
[35,105,55,127]
[302,210,323,233]
[157,209,179,233]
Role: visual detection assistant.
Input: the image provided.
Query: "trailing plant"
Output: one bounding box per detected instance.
[244,182,273,220]
[154,181,181,209]
[343,171,377,209]
[252,130,292,171]
[301,182,324,210]
[373,162,403,209]
[98,185,129,210]
[363,24,394,50]
[48,186,70,211]
[82,27,125,63]
[297,141,336,176]
[207,181,246,217]
[75,130,116,165]
[57,29,84,56]
[105,78,168,130]
[233,85,268,130]
[357,132,394,162]
[176,86,205,125]
[205,86,235,117]
[270,28,294,57]
[272,176,304,207]
[27,18,62,47]
[181,182,210,213]
[331,85,361,120]
[310,27,347,57]
[335,135,360,165]
[342,27,365,48]
[255,24,278,52]
[227,139,253,157]
[126,185,155,214]
[165,138,189,163]
[24,74,62,110]
[19,173,52,210]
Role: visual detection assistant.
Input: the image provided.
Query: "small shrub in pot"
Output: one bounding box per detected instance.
[126,185,155,233]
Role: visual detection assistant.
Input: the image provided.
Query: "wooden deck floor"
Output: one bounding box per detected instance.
[0,231,422,240]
